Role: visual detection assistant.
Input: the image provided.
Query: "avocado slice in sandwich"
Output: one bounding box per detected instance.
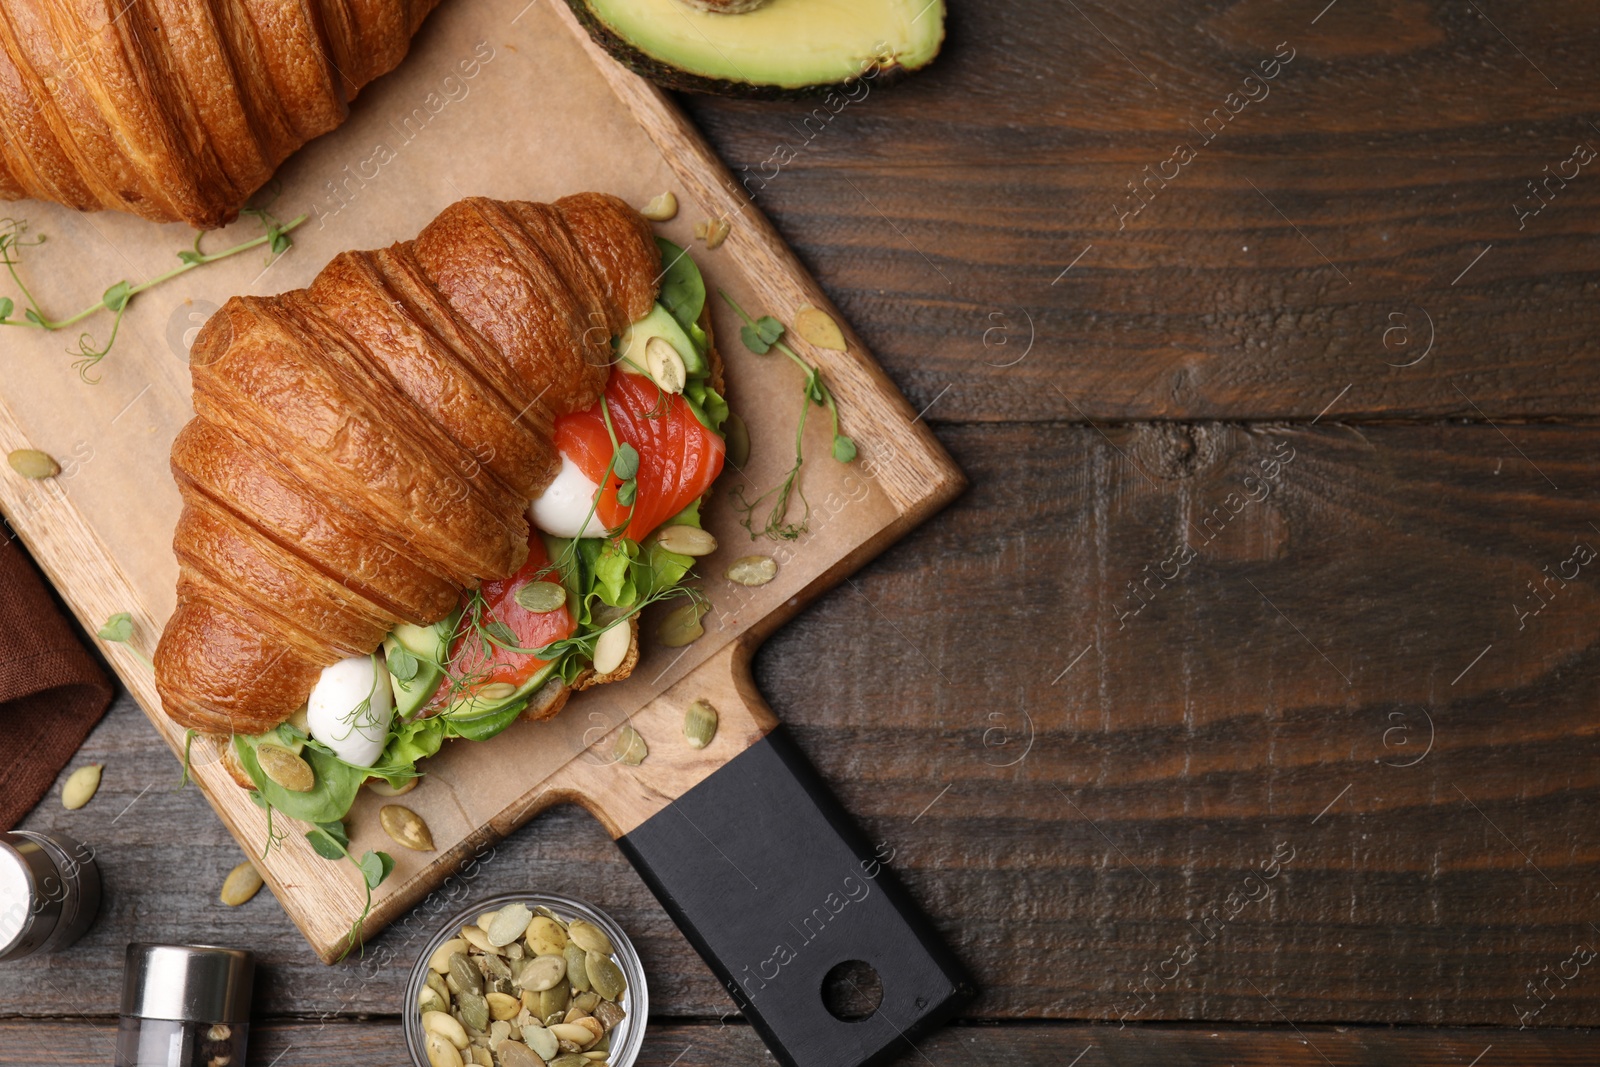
[566,0,946,97]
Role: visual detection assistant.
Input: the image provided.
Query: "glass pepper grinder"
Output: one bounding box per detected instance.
[0,830,101,961]
[115,944,255,1067]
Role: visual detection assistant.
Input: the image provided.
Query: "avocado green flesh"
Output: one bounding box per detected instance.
[619,303,707,377]
[385,621,450,719]
[444,662,557,723]
[577,0,944,92]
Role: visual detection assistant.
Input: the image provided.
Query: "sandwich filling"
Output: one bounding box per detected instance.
[229,240,726,823]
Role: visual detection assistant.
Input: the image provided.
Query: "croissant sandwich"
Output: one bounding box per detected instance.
[155,193,729,822]
[0,0,441,227]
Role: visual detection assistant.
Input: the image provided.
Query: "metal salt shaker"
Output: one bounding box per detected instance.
[115,944,255,1067]
[0,829,101,961]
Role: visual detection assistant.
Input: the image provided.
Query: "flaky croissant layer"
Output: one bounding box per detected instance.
[0,0,440,226]
[155,193,660,735]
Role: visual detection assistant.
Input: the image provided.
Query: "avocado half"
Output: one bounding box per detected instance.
[566,0,946,98]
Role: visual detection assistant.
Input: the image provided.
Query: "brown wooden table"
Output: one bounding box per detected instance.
[4,1,1599,1063]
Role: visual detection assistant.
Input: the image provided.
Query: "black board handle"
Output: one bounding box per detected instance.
[618,726,973,1067]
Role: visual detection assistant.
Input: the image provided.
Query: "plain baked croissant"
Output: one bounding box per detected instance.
[0,0,440,227]
[154,193,662,734]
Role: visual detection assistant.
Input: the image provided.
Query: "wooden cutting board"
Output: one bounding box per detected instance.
[0,2,966,1063]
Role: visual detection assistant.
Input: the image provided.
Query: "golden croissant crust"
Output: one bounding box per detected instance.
[0,0,441,226]
[155,193,659,735]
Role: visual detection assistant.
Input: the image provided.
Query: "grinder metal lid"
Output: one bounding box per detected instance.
[121,943,255,1023]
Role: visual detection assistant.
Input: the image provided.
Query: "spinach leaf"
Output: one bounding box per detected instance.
[233,733,365,824]
[655,238,705,333]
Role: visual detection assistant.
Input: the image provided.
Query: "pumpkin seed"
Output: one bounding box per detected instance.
[656,600,709,647]
[593,999,625,1033]
[367,775,417,796]
[423,1011,470,1050]
[570,1017,604,1045]
[256,743,314,792]
[526,915,568,956]
[518,953,567,992]
[489,1019,513,1051]
[724,412,750,468]
[450,952,485,996]
[591,622,631,676]
[506,942,525,960]
[475,681,518,702]
[570,991,600,1015]
[522,1024,559,1061]
[566,919,614,956]
[613,726,648,767]
[483,953,514,980]
[551,1054,590,1067]
[655,524,716,556]
[489,903,534,947]
[419,987,449,1015]
[640,191,678,222]
[515,581,568,614]
[430,939,469,973]
[380,804,434,851]
[702,216,730,249]
[794,305,848,351]
[475,1048,496,1067]
[461,926,502,956]
[563,944,591,992]
[538,981,571,1020]
[683,700,719,750]
[61,763,102,810]
[549,1023,596,1049]
[428,972,451,1003]
[645,336,687,394]
[726,554,777,587]
[219,860,262,906]
[426,1031,465,1067]
[458,990,490,1032]
[7,448,59,480]
[499,1041,546,1067]
[488,992,521,1022]
[586,952,626,1001]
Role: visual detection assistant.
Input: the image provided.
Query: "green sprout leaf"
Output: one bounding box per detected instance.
[613,442,640,480]
[177,250,204,266]
[0,296,11,321]
[24,308,42,326]
[739,323,773,355]
[833,435,858,463]
[305,826,346,861]
[616,479,637,507]
[387,644,419,683]
[755,316,784,345]
[101,281,132,312]
[358,850,394,890]
[97,612,134,643]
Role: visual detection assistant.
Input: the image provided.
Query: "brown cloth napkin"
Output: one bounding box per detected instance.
[0,537,113,831]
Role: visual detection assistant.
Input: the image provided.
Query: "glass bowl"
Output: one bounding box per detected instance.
[404,892,648,1067]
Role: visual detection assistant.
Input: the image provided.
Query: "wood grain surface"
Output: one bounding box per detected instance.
[5,0,1600,1062]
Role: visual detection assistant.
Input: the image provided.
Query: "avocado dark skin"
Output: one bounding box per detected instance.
[563,0,942,99]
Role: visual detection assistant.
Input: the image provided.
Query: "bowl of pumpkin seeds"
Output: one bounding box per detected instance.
[404,893,648,1067]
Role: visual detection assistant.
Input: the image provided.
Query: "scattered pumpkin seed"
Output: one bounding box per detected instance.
[518,954,567,992]
[593,999,625,1033]
[471,1047,494,1067]
[367,775,418,796]
[219,860,263,906]
[571,1016,604,1046]
[655,524,717,556]
[61,764,102,810]
[7,448,59,479]
[380,804,435,852]
[571,991,600,1015]
[474,681,518,702]
[426,1031,465,1067]
[489,1019,513,1051]
[550,1055,589,1067]
[794,304,848,350]
[461,925,501,955]
[256,743,314,792]
[723,412,750,468]
[489,902,534,947]
[483,953,514,980]
[640,192,678,222]
[526,915,568,956]
[591,622,631,676]
[523,1024,559,1061]
[645,336,687,394]
[514,581,568,614]
[428,972,451,1003]
[430,938,468,973]
[423,1011,470,1050]
[419,986,449,1015]
[566,920,614,957]
[613,726,648,767]
[726,555,777,587]
[656,600,709,647]
[539,981,571,1020]
[683,700,719,750]
[563,944,591,993]
[702,216,730,249]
